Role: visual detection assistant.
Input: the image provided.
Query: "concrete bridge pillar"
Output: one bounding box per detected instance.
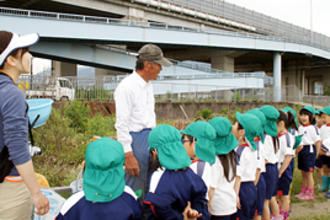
[211,55,234,72]
[52,61,77,77]
[273,52,282,101]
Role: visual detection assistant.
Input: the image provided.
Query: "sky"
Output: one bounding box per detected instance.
[225,0,330,37]
[33,0,330,74]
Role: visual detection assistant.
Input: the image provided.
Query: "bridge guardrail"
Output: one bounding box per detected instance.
[1,6,329,52]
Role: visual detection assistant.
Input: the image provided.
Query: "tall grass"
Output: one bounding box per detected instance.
[32,101,116,186]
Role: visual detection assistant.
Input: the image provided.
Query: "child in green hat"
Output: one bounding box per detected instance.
[295,106,321,200]
[181,121,217,164]
[180,121,217,195]
[232,112,261,220]
[208,117,238,218]
[319,106,330,195]
[245,108,267,220]
[276,111,297,220]
[144,124,210,220]
[318,138,330,198]
[281,107,302,149]
[258,105,282,220]
[56,138,142,220]
[314,110,325,191]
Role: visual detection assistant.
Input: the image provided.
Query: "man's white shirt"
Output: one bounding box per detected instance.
[114,71,156,152]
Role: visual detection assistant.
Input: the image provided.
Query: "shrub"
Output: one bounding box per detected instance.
[86,114,116,138]
[194,108,213,120]
[221,107,229,114]
[64,101,90,133]
[32,104,117,187]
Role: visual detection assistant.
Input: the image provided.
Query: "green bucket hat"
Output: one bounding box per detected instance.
[319,106,330,116]
[236,112,262,151]
[181,121,216,164]
[293,134,304,150]
[83,138,125,203]
[148,124,191,170]
[209,117,239,155]
[301,105,315,115]
[259,105,279,137]
[281,106,299,129]
[246,108,266,143]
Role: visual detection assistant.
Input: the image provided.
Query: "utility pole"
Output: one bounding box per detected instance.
[310,0,313,44]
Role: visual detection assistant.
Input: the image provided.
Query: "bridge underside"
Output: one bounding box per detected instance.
[0,0,329,97]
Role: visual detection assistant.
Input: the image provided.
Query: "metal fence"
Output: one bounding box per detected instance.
[65,75,271,101]
[18,74,329,106]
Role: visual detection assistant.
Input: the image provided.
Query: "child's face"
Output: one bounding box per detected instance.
[232,122,244,140]
[299,113,310,125]
[277,120,286,134]
[321,114,330,124]
[182,136,196,159]
[315,115,323,126]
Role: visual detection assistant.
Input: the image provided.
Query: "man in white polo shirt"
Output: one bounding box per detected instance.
[114,44,172,200]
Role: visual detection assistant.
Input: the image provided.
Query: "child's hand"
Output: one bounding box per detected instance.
[278,171,283,178]
[295,145,303,154]
[236,194,241,209]
[319,149,326,156]
[183,202,202,220]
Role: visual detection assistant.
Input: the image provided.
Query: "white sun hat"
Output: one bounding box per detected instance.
[0,32,39,66]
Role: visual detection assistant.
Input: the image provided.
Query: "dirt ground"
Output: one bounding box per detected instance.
[290,192,330,219]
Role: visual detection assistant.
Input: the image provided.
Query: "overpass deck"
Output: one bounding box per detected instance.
[1,7,330,61]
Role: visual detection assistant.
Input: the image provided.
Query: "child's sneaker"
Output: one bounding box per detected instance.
[273,215,284,220]
[280,209,290,220]
[295,185,307,199]
[301,188,314,200]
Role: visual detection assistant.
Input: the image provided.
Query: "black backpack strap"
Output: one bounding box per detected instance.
[25,102,40,147]
[28,118,35,146]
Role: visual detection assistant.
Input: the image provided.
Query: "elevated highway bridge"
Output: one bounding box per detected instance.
[0,0,329,100]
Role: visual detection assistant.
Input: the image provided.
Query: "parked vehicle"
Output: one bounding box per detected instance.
[18,75,75,101]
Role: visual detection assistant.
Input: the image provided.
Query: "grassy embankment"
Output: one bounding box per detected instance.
[32,101,329,218]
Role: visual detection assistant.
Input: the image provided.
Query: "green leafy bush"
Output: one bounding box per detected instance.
[221,107,229,114]
[32,104,116,187]
[194,108,213,120]
[86,114,116,138]
[235,107,242,113]
[64,101,90,132]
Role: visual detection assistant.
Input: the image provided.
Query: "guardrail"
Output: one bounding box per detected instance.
[1,6,329,52]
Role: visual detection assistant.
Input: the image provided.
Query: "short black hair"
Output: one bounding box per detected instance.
[299,108,316,125]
